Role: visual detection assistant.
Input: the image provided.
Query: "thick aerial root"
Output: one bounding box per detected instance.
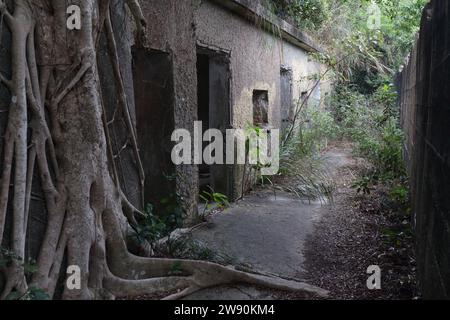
[164,259,327,299]
[104,256,329,300]
[103,242,328,300]
[0,261,27,299]
[162,286,201,300]
[105,11,145,209]
[102,203,328,300]
[104,274,192,299]
[0,124,14,245]
[123,0,147,47]
[0,72,12,90]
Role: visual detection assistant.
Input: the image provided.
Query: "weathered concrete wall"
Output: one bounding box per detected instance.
[140,0,329,210]
[196,0,325,129]
[195,0,327,198]
[397,36,418,175]
[197,0,281,130]
[283,40,330,106]
[140,0,199,220]
[398,1,450,299]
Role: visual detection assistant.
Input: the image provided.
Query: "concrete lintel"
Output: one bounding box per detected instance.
[208,0,322,53]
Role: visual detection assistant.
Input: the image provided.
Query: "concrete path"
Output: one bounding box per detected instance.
[185,147,353,300]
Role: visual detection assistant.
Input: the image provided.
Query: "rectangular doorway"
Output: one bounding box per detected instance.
[196,47,233,200]
[132,48,175,214]
[280,66,294,134]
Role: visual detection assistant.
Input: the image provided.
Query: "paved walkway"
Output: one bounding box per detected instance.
[185,147,353,300]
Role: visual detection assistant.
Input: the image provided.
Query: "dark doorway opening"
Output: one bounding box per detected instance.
[132,48,175,214]
[280,66,293,133]
[196,47,233,200]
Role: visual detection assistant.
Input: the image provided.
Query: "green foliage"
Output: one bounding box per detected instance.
[303,0,426,95]
[389,183,409,205]
[268,0,423,206]
[244,123,277,173]
[352,174,377,195]
[381,222,414,247]
[332,70,405,183]
[280,142,335,201]
[0,247,38,276]
[1,247,49,300]
[278,83,338,202]
[134,204,168,243]
[374,0,428,69]
[23,258,39,276]
[266,0,426,78]
[271,0,331,30]
[299,108,339,155]
[168,261,184,276]
[0,247,19,269]
[373,81,398,120]
[377,120,405,179]
[318,0,414,197]
[159,173,186,230]
[198,186,230,221]
[160,192,185,231]
[4,291,23,300]
[337,84,408,207]
[134,195,185,244]
[162,237,238,266]
[5,287,50,301]
[200,187,230,209]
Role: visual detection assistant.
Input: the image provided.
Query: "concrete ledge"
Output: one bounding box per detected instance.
[209,0,322,53]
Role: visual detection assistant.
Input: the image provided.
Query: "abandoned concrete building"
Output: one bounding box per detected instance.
[0,0,329,275]
[2,0,447,302]
[134,0,330,219]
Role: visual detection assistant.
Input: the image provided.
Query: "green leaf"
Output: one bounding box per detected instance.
[5,291,23,300]
[23,260,38,275]
[28,287,50,300]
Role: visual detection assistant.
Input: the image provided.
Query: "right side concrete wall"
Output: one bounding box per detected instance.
[398,1,450,299]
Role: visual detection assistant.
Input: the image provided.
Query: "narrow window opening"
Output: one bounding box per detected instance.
[253,90,269,126]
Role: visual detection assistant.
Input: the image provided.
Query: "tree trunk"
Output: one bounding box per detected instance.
[0,0,328,300]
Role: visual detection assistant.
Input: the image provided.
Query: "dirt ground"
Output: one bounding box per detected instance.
[301,143,419,300]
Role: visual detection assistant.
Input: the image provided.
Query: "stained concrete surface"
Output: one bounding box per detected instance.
[184,147,352,300]
[193,192,323,279]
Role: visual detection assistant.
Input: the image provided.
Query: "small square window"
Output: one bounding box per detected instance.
[253,90,269,126]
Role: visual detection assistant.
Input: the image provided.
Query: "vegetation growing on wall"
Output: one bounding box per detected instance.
[268,0,331,30]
